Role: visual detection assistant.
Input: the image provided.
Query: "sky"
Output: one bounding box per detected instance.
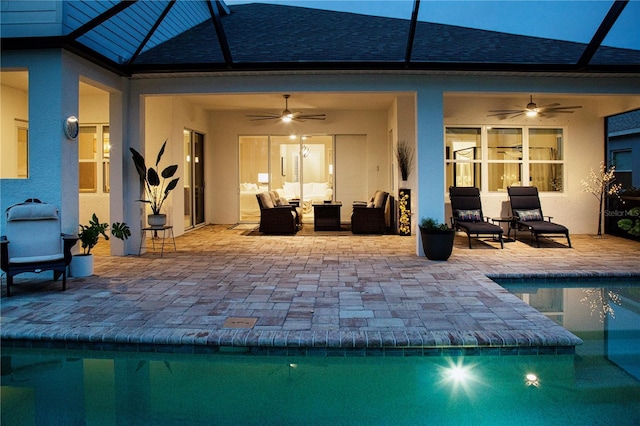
[224,0,640,50]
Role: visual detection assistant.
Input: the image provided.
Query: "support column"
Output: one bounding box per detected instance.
[416,88,445,256]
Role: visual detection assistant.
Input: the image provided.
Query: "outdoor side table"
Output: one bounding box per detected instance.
[312,202,342,231]
[139,225,176,256]
[491,217,517,242]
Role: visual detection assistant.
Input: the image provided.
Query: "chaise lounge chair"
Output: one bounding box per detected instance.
[449,187,504,249]
[1,199,78,297]
[507,186,571,248]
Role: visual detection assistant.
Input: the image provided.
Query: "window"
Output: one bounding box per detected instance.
[1,70,29,179]
[79,125,110,193]
[445,128,481,189]
[79,126,97,192]
[611,149,632,189]
[102,126,110,192]
[488,128,522,191]
[446,126,565,193]
[529,128,563,192]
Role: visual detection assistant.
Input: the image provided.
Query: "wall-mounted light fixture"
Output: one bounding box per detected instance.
[64,116,79,139]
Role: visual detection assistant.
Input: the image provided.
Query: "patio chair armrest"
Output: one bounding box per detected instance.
[62,234,79,265]
[1,237,8,270]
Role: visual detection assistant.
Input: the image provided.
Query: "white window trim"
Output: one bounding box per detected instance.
[445,125,567,194]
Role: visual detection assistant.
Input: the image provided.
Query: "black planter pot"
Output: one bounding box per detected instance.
[420,228,455,260]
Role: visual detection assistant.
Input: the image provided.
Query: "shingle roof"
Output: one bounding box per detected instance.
[609,109,640,133]
[134,3,640,72]
[3,1,639,75]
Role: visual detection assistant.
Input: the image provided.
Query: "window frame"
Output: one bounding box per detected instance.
[445,125,566,194]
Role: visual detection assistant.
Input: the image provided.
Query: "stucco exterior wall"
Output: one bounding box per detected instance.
[3,47,639,255]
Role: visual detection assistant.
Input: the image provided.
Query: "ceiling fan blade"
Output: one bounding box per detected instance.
[546,106,582,111]
[536,103,560,109]
[487,111,523,117]
[296,114,326,119]
[246,113,281,121]
[247,117,280,121]
[488,109,524,113]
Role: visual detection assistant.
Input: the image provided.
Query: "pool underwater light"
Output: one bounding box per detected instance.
[525,373,539,387]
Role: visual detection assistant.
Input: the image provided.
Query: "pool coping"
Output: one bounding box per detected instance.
[7,272,635,357]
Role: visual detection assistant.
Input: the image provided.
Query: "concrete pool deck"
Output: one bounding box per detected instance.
[2,225,639,356]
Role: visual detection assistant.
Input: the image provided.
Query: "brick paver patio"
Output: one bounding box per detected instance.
[2,225,638,355]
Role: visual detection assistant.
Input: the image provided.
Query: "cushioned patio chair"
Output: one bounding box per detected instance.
[255,191,300,234]
[449,187,504,249]
[507,186,571,248]
[351,190,389,234]
[1,199,78,297]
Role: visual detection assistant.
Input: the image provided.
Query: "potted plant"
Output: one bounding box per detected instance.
[130,140,180,228]
[70,214,131,277]
[396,140,414,183]
[396,141,414,236]
[419,217,455,261]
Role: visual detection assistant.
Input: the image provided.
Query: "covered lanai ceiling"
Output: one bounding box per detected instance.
[1,0,639,76]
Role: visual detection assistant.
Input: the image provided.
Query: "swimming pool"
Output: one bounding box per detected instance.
[2,277,639,425]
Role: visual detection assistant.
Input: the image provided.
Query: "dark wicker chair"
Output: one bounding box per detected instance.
[507,186,571,248]
[449,187,503,249]
[256,192,300,234]
[351,190,389,234]
[1,199,78,297]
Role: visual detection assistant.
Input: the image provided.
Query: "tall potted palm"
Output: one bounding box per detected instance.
[130,140,180,228]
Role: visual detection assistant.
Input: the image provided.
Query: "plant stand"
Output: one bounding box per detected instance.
[139,225,176,257]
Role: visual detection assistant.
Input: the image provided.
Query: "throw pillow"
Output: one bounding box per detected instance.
[257,192,274,209]
[7,203,59,221]
[372,191,387,208]
[456,209,482,222]
[276,197,290,206]
[516,209,542,221]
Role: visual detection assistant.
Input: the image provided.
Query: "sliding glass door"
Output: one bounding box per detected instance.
[238,135,334,222]
[183,129,205,229]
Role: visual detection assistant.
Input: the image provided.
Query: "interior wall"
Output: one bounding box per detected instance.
[443,94,640,234]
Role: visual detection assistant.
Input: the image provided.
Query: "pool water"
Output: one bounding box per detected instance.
[2,278,639,425]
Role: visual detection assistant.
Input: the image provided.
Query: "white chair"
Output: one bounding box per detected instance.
[1,199,78,297]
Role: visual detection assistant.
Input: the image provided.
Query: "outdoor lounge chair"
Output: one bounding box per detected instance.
[449,187,504,249]
[255,191,300,234]
[351,190,389,234]
[507,186,572,248]
[1,199,78,297]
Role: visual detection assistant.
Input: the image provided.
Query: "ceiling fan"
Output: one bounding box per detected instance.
[246,94,326,122]
[487,95,582,119]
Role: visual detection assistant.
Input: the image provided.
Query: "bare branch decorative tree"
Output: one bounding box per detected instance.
[581,162,622,236]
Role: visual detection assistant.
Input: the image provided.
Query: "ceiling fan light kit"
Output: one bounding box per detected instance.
[488,95,582,119]
[247,94,326,123]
